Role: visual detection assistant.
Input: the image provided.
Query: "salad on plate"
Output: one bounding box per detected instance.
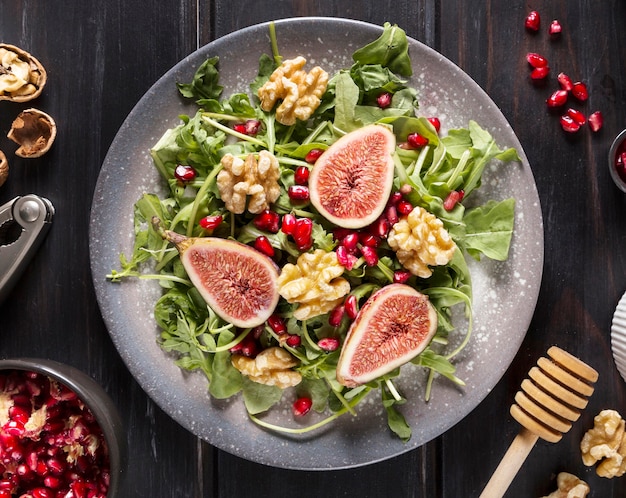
[108,22,519,441]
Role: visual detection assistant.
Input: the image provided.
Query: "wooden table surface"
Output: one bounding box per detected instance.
[1,1,626,496]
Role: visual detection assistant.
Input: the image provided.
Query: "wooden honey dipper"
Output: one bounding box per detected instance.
[479,346,598,498]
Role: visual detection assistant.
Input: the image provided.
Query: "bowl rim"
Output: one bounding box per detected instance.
[608,128,626,193]
[0,358,128,496]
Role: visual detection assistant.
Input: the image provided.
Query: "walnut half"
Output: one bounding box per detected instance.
[7,109,57,158]
[0,44,47,102]
[0,150,8,187]
[541,472,590,498]
[580,409,626,478]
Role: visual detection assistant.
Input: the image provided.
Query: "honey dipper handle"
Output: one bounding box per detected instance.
[479,428,539,498]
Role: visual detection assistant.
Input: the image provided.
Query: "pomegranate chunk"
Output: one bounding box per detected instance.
[588,111,603,132]
[525,10,541,31]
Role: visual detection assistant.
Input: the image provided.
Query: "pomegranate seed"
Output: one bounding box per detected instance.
[376,92,392,109]
[238,335,259,357]
[253,210,280,233]
[342,232,359,252]
[333,227,352,242]
[8,405,30,425]
[43,475,62,489]
[280,213,296,235]
[253,235,275,257]
[526,52,548,68]
[328,304,345,327]
[288,185,310,201]
[174,164,197,182]
[557,72,574,91]
[396,199,414,215]
[233,119,261,136]
[407,132,428,148]
[393,270,411,284]
[386,205,399,225]
[369,217,390,238]
[530,66,550,80]
[427,117,441,133]
[294,166,310,185]
[388,191,403,205]
[443,190,464,211]
[566,108,586,126]
[571,81,588,101]
[358,232,380,248]
[546,89,568,108]
[199,214,223,230]
[233,123,247,134]
[286,335,301,347]
[293,218,313,250]
[360,246,379,266]
[3,420,24,436]
[304,148,324,163]
[588,111,603,132]
[267,315,287,334]
[336,245,357,270]
[560,114,581,133]
[32,488,54,498]
[344,294,358,319]
[525,10,541,31]
[292,397,313,417]
[549,19,562,37]
[318,337,339,352]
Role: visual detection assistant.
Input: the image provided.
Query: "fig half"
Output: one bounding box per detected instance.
[309,124,396,229]
[336,284,438,387]
[160,227,280,328]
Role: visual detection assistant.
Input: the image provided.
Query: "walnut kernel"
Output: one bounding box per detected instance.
[0,44,47,102]
[541,472,590,498]
[231,347,302,388]
[217,150,280,214]
[0,151,8,187]
[580,409,626,478]
[387,206,457,278]
[257,56,328,126]
[277,249,350,321]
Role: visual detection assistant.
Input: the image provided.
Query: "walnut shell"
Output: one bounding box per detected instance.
[7,108,57,158]
[0,150,8,187]
[0,44,47,102]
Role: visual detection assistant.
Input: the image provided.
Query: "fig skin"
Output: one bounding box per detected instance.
[309,124,396,229]
[336,284,438,387]
[156,221,280,328]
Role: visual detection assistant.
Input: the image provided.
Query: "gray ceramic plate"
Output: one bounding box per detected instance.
[89,17,543,470]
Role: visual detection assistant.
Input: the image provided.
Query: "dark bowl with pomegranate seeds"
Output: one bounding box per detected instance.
[0,358,128,497]
[609,128,626,193]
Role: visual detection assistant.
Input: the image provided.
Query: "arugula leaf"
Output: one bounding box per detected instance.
[463,198,515,261]
[177,56,223,103]
[242,378,283,414]
[352,22,412,76]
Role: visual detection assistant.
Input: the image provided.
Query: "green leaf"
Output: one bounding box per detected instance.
[381,385,411,442]
[333,72,361,132]
[352,22,412,76]
[208,331,243,399]
[177,56,224,103]
[463,198,515,261]
[242,378,283,414]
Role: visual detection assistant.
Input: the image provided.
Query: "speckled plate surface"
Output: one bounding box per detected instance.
[611,292,626,383]
[89,18,544,470]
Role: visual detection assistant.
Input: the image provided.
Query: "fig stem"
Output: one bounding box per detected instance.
[186,164,223,237]
[384,378,402,402]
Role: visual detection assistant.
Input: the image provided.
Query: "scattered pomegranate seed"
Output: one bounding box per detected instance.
[304,148,324,163]
[253,210,280,233]
[293,166,310,185]
[443,190,464,211]
[288,185,310,201]
[571,81,589,101]
[588,111,603,132]
[280,213,296,235]
[358,232,380,248]
[526,52,548,68]
[174,164,197,182]
[328,304,345,327]
[369,217,390,238]
[376,92,392,109]
[253,235,275,257]
[566,108,586,126]
[342,232,359,252]
[407,132,428,148]
[360,246,379,266]
[292,397,313,417]
[546,89,569,108]
[344,294,358,320]
[293,218,313,250]
[549,19,562,37]
[388,191,403,205]
[393,270,411,284]
[199,214,223,230]
[267,314,287,334]
[233,119,261,136]
[386,205,399,225]
[427,117,441,133]
[530,66,550,80]
[525,10,541,31]
[336,245,357,270]
[559,114,581,133]
[557,72,574,91]
[318,337,339,352]
[396,199,414,215]
[286,335,301,347]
